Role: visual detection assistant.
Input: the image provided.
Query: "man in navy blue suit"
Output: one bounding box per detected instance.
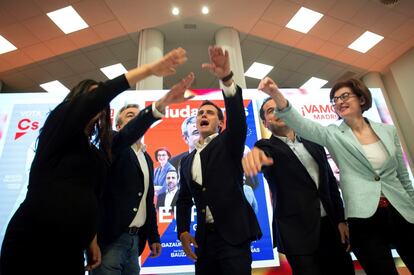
[94,73,194,275]
[242,97,355,275]
[176,46,262,275]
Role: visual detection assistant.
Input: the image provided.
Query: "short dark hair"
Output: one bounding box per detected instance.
[259,97,273,121]
[115,104,139,127]
[199,100,224,121]
[166,168,177,174]
[329,78,372,113]
[154,147,171,160]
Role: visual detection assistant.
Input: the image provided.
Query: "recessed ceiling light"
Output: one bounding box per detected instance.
[172,7,180,16]
[348,31,384,53]
[300,77,328,90]
[244,62,274,79]
[286,7,324,33]
[100,63,128,80]
[201,6,209,14]
[47,6,88,34]
[0,35,17,54]
[40,80,70,95]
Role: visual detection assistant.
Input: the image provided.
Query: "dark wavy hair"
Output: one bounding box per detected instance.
[65,79,113,161]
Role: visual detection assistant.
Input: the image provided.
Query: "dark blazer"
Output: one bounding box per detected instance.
[156,190,179,208]
[98,106,160,255]
[1,75,130,274]
[176,86,262,248]
[255,135,345,255]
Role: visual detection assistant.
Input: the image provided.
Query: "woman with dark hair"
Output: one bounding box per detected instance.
[0,48,188,275]
[245,77,414,275]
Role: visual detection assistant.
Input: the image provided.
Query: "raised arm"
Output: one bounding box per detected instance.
[258,77,330,146]
[202,46,246,155]
[37,48,189,158]
[68,47,189,134]
[112,72,195,153]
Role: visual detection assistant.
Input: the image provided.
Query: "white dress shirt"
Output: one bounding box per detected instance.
[275,134,327,217]
[164,188,178,208]
[129,144,150,228]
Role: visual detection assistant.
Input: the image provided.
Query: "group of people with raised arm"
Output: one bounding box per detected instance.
[0,44,413,275]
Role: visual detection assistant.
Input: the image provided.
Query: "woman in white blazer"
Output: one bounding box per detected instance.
[251,77,414,275]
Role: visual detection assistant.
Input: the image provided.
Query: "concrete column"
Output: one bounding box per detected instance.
[214,27,246,89]
[136,29,164,90]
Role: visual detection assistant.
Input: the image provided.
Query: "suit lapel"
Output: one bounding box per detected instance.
[182,150,197,184]
[269,136,317,188]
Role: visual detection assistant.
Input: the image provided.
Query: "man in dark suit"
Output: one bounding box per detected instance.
[242,97,355,275]
[156,168,179,209]
[94,73,195,275]
[176,46,262,275]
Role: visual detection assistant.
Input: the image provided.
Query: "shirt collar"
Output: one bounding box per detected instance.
[167,188,178,194]
[195,133,219,150]
[273,133,302,143]
[132,142,147,153]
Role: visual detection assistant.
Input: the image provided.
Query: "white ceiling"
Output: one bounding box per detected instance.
[0,0,413,92]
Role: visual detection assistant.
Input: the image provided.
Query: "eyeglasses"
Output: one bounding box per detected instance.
[330,92,357,105]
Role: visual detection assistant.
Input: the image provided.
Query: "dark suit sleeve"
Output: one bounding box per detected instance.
[222,85,247,159]
[112,105,159,154]
[176,159,194,238]
[322,150,345,224]
[62,75,130,136]
[37,75,130,159]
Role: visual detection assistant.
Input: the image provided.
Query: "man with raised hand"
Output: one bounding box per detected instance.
[176,46,262,275]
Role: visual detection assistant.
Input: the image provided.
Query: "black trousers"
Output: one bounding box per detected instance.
[286,217,355,275]
[195,224,252,275]
[348,204,414,275]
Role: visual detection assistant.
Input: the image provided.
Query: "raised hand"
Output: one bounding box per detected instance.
[149,47,188,77]
[258,77,279,96]
[179,231,198,262]
[242,147,274,177]
[155,72,195,113]
[258,77,288,110]
[201,46,231,79]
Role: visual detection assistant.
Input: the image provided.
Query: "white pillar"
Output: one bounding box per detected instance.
[136,29,164,90]
[214,27,246,89]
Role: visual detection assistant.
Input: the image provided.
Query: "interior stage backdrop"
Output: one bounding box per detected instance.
[0,87,412,274]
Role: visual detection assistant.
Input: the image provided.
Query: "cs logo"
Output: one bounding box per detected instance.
[15,118,39,140]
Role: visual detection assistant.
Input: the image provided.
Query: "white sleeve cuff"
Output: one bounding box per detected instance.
[221,81,237,97]
[152,102,164,118]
